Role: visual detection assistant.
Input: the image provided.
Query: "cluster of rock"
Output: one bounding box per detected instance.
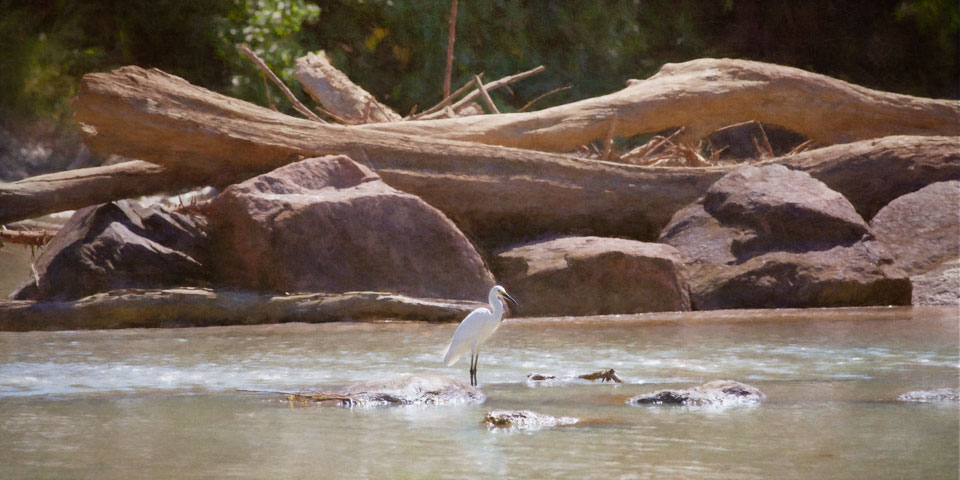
[11,149,958,320]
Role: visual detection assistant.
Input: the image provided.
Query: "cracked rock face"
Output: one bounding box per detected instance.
[206,155,494,301]
[659,164,911,309]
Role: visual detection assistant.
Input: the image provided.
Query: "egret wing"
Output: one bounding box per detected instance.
[442,308,489,366]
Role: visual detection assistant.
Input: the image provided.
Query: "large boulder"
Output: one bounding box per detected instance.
[491,236,690,316]
[12,200,208,301]
[869,181,959,305]
[660,164,911,309]
[206,155,494,301]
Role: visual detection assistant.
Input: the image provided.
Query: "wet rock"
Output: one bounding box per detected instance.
[334,373,485,407]
[870,181,959,275]
[525,373,562,387]
[660,164,911,309]
[578,369,623,383]
[897,388,960,404]
[483,410,579,431]
[12,200,208,301]
[627,380,765,407]
[206,155,494,300]
[492,236,690,316]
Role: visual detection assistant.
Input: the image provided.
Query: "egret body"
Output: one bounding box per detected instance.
[442,285,518,386]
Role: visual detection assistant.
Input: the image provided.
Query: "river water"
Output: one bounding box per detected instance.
[1,306,957,479]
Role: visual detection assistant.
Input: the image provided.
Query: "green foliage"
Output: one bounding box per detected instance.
[216,0,321,108]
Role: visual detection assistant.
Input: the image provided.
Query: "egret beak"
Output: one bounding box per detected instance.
[500,291,519,307]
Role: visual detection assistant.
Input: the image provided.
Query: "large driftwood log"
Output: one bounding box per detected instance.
[72,65,725,244]
[1,61,952,243]
[362,58,959,150]
[0,288,484,331]
[295,52,402,123]
[0,160,211,224]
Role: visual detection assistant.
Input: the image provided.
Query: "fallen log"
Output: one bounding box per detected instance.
[295,51,401,123]
[72,65,725,244]
[360,58,959,150]
[0,288,484,331]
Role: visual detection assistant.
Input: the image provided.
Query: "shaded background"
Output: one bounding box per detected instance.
[0,0,957,179]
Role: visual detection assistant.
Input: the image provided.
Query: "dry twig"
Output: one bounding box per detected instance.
[443,0,459,99]
[411,74,481,119]
[237,44,325,123]
[518,84,573,112]
[473,74,500,114]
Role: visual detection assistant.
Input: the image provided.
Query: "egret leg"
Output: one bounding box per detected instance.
[469,352,478,386]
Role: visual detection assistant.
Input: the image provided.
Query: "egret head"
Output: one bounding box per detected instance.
[492,285,519,307]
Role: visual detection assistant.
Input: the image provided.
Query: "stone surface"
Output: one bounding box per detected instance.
[206,155,494,301]
[870,181,959,275]
[896,388,960,404]
[492,236,690,316]
[335,374,485,407]
[627,380,765,407]
[910,259,960,306]
[483,410,579,431]
[660,164,911,309]
[12,200,208,301]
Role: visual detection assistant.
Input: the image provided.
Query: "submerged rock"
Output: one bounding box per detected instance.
[660,164,911,309]
[897,388,960,404]
[12,200,209,301]
[525,373,562,387]
[206,155,494,301]
[333,373,485,407]
[492,236,690,316]
[627,380,765,407]
[483,410,579,431]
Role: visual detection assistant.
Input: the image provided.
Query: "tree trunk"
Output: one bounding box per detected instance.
[0,288,483,331]
[295,52,402,123]
[359,58,959,150]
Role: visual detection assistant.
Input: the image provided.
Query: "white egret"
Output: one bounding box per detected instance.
[442,285,519,386]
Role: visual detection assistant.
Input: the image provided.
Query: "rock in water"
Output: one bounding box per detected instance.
[896,388,960,404]
[492,236,690,315]
[627,380,765,407]
[660,164,911,309]
[12,200,208,301]
[206,155,494,300]
[334,373,485,407]
[483,410,579,431]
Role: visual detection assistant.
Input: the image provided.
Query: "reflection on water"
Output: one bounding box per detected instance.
[0,306,957,479]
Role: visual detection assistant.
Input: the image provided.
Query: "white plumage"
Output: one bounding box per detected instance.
[442,285,518,386]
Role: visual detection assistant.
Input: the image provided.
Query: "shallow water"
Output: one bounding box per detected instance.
[1,306,957,479]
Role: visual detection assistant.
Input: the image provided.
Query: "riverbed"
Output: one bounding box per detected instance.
[1,306,957,479]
